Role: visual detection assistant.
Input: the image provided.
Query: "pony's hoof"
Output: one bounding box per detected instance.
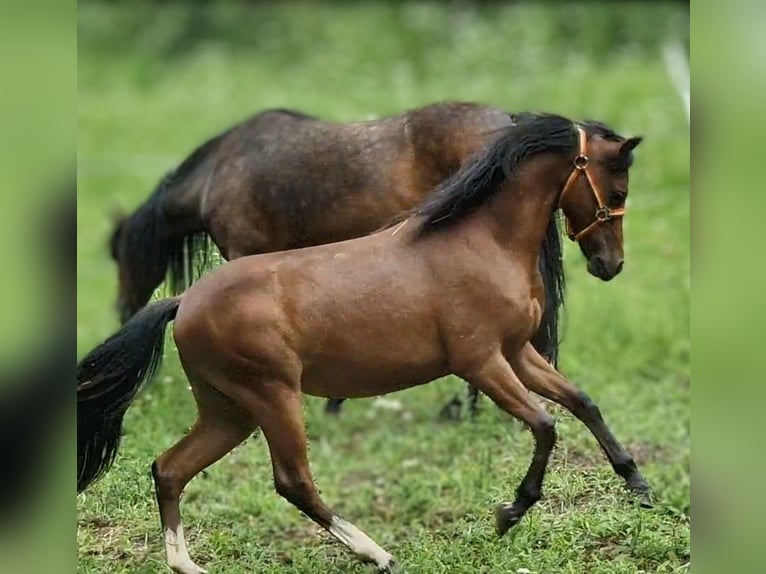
[495,503,524,537]
[635,487,654,509]
[627,477,654,508]
[379,557,402,573]
[169,561,207,574]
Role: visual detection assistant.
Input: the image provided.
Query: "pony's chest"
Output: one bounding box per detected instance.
[446,276,533,331]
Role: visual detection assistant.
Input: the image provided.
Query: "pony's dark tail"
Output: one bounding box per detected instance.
[111,131,225,323]
[531,214,566,367]
[111,174,187,322]
[167,232,217,297]
[77,298,180,493]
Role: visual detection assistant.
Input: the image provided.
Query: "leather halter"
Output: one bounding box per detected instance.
[558,127,626,242]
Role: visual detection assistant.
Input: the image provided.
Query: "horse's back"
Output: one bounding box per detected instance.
[200,110,412,252]
[201,102,514,255]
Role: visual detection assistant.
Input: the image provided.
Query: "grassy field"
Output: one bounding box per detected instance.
[77,2,690,573]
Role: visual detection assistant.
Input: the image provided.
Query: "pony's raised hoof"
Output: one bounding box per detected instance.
[495,503,525,537]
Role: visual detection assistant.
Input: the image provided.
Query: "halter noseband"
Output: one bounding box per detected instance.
[558,127,626,242]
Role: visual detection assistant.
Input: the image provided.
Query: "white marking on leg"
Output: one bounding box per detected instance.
[329,516,393,569]
[165,524,207,574]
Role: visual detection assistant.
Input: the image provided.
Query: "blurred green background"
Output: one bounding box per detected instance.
[77,2,689,573]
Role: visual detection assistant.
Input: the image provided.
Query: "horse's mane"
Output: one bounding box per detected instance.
[413,112,625,236]
[413,113,574,235]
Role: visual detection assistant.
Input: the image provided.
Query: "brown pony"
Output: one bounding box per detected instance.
[109,102,566,416]
[78,113,649,573]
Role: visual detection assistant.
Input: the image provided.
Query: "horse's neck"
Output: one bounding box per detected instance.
[473,157,566,268]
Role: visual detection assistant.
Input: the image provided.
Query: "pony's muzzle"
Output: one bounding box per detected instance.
[587,255,624,281]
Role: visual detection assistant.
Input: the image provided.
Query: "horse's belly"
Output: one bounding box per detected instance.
[299,343,447,399]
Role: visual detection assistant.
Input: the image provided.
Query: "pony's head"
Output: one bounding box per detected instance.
[559,123,642,281]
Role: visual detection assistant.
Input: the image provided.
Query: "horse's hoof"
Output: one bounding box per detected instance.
[495,503,524,537]
[379,557,402,573]
[635,487,654,509]
[169,561,207,574]
[627,477,654,508]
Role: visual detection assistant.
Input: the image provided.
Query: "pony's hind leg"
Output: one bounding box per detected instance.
[467,383,482,418]
[437,383,480,422]
[463,352,557,535]
[247,385,397,572]
[325,397,345,415]
[512,343,652,505]
[152,380,255,574]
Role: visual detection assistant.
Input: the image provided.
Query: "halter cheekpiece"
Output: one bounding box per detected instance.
[558,126,626,242]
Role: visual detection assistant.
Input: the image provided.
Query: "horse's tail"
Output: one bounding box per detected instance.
[77,297,181,493]
[110,132,224,323]
[532,215,566,367]
[167,231,216,299]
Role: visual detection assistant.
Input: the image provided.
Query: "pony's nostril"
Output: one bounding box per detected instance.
[592,256,606,274]
[615,260,624,274]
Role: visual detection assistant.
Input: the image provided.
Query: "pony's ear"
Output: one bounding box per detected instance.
[108,210,127,260]
[620,136,643,155]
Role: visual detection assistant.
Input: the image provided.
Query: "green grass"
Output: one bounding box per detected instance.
[77,2,690,573]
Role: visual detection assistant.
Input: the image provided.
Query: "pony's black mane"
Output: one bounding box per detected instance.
[414,113,575,235]
[414,113,625,236]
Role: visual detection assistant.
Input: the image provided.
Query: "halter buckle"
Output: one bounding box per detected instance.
[561,126,624,243]
[573,154,588,169]
[595,206,611,222]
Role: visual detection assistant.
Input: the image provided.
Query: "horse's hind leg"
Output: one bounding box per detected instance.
[247,385,396,572]
[437,382,479,422]
[512,342,652,505]
[463,352,557,535]
[325,397,345,415]
[152,379,255,574]
[466,383,482,418]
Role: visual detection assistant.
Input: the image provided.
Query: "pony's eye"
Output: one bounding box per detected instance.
[610,190,626,204]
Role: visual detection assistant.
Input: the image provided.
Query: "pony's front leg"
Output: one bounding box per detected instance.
[463,352,557,535]
[511,342,652,505]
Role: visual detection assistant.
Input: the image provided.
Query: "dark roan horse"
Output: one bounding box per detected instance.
[79,113,650,573]
[109,102,567,417]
